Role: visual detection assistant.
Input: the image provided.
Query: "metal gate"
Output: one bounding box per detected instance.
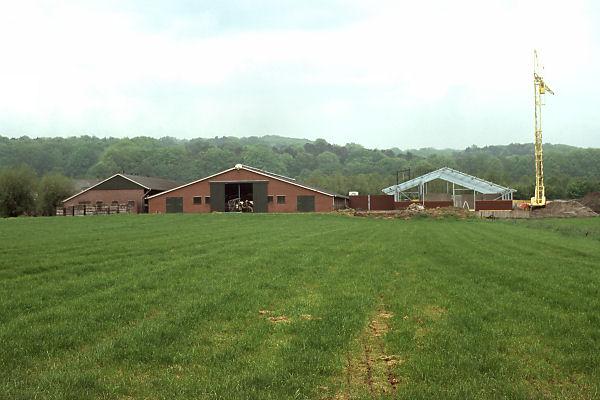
[297,195,315,212]
[166,197,183,213]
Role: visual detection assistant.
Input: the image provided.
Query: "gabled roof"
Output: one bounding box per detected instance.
[382,167,516,195]
[242,165,346,198]
[120,174,181,191]
[72,178,100,193]
[147,164,348,199]
[62,173,180,203]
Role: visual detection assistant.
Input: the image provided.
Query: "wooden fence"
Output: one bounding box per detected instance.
[56,203,132,216]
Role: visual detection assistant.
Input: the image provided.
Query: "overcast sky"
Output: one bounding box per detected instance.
[1,0,599,149]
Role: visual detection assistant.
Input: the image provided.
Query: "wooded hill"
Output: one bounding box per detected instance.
[1,135,599,199]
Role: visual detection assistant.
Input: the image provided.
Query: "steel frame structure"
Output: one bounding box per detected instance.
[382,167,516,209]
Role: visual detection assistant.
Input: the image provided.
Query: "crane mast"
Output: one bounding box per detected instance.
[531,50,554,208]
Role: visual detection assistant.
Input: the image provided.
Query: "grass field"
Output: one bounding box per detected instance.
[1,214,600,399]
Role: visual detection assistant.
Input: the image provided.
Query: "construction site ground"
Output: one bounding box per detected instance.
[339,200,598,220]
[337,205,472,220]
[581,192,600,213]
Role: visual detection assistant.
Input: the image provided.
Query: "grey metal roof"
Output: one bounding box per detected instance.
[382,167,516,195]
[242,165,348,198]
[72,178,100,193]
[121,174,181,191]
[63,173,181,203]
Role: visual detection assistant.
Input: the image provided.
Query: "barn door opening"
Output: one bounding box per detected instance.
[211,181,268,212]
[225,183,254,212]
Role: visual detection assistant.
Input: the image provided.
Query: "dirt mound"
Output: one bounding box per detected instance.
[531,200,598,218]
[406,203,425,212]
[334,208,356,216]
[581,192,600,213]
[351,206,472,220]
[426,207,472,219]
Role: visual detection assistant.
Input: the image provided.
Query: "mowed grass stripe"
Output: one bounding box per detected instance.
[378,220,600,399]
[0,217,358,358]
[0,217,367,368]
[0,215,340,320]
[455,222,600,309]
[4,215,389,399]
[1,215,600,399]
[0,214,288,279]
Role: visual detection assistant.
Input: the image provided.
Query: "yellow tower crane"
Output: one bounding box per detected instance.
[531,50,554,208]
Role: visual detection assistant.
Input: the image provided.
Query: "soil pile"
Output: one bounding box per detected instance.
[581,192,600,213]
[406,203,425,212]
[351,206,471,220]
[531,200,598,218]
[427,207,472,219]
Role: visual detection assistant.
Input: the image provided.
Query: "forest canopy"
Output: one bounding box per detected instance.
[1,135,599,200]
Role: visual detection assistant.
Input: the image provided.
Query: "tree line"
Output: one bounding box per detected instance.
[0,167,73,217]
[1,134,599,216]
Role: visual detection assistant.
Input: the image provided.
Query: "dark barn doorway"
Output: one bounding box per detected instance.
[225,182,253,212]
[210,181,268,213]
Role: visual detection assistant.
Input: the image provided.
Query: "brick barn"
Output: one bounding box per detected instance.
[147,164,348,213]
[63,173,180,214]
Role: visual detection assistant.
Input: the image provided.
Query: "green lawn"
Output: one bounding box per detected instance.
[1,214,599,399]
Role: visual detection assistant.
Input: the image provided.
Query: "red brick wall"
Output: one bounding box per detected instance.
[394,201,412,209]
[370,195,395,210]
[349,195,395,210]
[349,196,368,210]
[64,189,146,213]
[475,200,513,211]
[148,169,337,213]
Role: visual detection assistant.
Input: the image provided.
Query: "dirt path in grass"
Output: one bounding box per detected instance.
[326,302,402,399]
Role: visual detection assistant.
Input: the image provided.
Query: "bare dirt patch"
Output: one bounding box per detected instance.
[346,206,472,220]
[258,310,290,323]
[531,200,597,218]
[327,304,403,399]
[259,310,320,324]
[268,315,290,324]
[581,192,600,213]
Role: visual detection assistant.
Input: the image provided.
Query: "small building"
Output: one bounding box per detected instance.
[382,167,516,211]
[147,164,348,213]
[62,173,181,214]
